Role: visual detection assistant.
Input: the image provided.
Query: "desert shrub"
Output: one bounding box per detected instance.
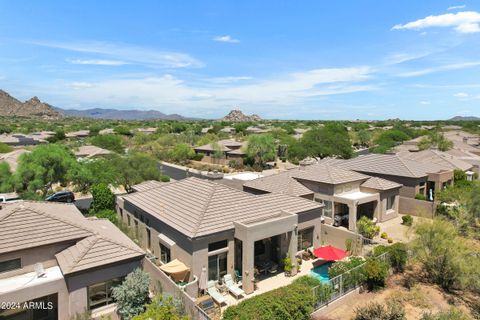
[112,269,150,320]
[191,153,204,161]
[132,295,188,320]
[363,257,389,290]
[381,232,388,239]
[401,215,413,226]
[415,193,427,200]
[373,245,388,257]
[94,209,118,225]
[160,175,170,182]
[353,301,406,320]
[357,216,380,239]
[90,183,115,213]
[420,308,470,320]
[388,243,408,272]
[222,276,316,320]
[0,142,13,153]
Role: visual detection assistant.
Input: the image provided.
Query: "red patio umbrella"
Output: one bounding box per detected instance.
[313,245,347,261]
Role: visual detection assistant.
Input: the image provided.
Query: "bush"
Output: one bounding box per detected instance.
[354,301,406,320]
[160,175,170,182]
[415,193,427,200]
[328,256,365,278]
[94,209,118,225]
[191,153,204,161]
[283,254,293,275]
[90,134,125,153]
[0,142,13,153]
[401,215,413,226]
[373,245,388,257]
[90,183,115,213]
[420,308,470,320]
[132,295,188,320]
[363,258,389,290]
[381,232,388,239]
[222,276,316,320]
[388,243,408,273]
[357,216,380,239]
[387,238,393,243]
[112,268,150,320]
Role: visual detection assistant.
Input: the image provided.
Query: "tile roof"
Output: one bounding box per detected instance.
[336,154,447,178]
[122,177,322,238]
[243,170,314,197]
[292,163,370,184]
[0,202,144,274]
[74,145,112,158]
[131,180,165,192]
[361,177,402,190]
[397,150,473,171]
[194,139,244,152]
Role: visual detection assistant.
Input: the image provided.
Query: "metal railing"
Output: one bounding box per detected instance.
[311,252,389,310]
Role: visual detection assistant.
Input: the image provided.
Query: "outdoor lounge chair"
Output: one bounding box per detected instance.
[207,280,226,305]
[223,274,245,299]
[234,269,242,285]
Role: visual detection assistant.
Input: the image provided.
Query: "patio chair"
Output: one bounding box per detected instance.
[223,274,245,299]
[207,281,226,305]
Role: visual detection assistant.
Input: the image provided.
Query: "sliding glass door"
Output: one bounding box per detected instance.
[208,252,227,281]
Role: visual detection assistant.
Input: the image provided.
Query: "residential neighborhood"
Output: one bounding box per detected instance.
[1,1,480,320]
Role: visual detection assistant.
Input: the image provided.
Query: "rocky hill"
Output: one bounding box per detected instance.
[449,116,480,121]
[0,90,63,119]
[222,109,261,122]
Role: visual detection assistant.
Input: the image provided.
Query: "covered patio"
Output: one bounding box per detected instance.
[333,191,380,231]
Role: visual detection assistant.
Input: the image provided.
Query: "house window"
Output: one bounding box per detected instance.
[208,240,228,252]
[146,228,151,250]
[160,243,171,264]
[254,241,266,256]
[315,198,333,218]
[297,228,314,251]
[0,258,21,273]
[386,195,395,210]
[208,252,227,281]
[88,278,123,310]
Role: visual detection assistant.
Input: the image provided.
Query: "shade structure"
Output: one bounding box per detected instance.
[198,266,207,291]
[313,245,347,261]
[159,259,190,282]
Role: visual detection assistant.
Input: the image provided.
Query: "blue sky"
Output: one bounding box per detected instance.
[0,1,479,120]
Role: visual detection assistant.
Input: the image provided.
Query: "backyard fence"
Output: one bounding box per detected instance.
[311,252,390,310]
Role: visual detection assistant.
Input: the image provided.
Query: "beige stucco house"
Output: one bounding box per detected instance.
[0,201,144,320]
[194,139,245,166]
[116,177,323,295]
[244,162,401,232]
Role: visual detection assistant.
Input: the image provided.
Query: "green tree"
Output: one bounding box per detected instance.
[132,295,188,320]
[14,144,79,197]
[167,143,195,165]
[363,257,389,290]
[46,130,66,143]
[113,153,160,193]
[71,158,119,193]
[410,220,468,291]
[90,134,124,153]
[90,183,115,213]
[357,216,380,239]
[112,268,151,320]
[245,134,276,169]
[94,209,118,225]
[299,123,353,159]
[0,162,14,192]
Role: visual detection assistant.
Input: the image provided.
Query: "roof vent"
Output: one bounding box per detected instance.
[34,263,46,278]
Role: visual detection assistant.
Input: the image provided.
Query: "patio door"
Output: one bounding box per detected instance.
[208,252,227,281]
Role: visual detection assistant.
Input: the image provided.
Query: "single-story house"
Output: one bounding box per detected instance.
[194,139,246,166]
[0,201,144,320]
[74,145,112,160]
[244,162,401,231]
[65,130,90,138]
[117,177,323,295]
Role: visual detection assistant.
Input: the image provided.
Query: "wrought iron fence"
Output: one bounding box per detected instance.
[311,252,390,310]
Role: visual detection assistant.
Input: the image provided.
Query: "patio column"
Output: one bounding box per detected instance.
[242,240,255,294]
[348,203,357,232]
[288,230,298,275]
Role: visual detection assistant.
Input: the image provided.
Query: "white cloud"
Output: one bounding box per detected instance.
[206,76,253,84]
[384,52,432,65]
[448,5,466,10]
[420,101,430,105]
[454,92,469,97]
[67,59,128,66]
[392,11,480,33]
[398,61,480,77]
[54,66,375,115]
[213,35,240,43]
[30,40,203,68]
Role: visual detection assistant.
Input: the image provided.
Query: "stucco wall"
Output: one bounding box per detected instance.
[398,196,435,218]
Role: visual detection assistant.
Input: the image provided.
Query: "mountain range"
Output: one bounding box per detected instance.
[448,116,480,121]
[0,89,190,120]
